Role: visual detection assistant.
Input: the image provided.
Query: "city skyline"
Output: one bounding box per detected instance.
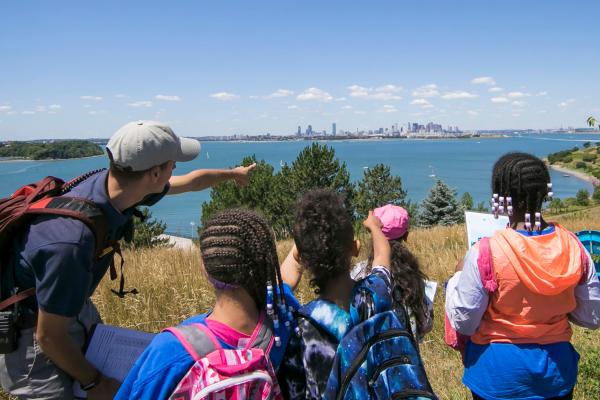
[1,1,599,140]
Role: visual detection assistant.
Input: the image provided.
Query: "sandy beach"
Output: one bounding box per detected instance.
[548,164,600,187]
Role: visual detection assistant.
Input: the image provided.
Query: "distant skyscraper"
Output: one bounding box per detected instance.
[332,123,336,136]
[307,125,313,136]
[297,125,301,136]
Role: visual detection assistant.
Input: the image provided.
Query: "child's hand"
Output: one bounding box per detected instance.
[363,211,383,232]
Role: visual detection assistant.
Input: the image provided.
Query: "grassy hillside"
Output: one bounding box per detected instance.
[548,143,600,182]
[2,208,600,399]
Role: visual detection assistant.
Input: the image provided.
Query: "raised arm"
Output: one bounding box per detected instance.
[363,211,391,269]
[167,163,256,195]
[280,244,303,291]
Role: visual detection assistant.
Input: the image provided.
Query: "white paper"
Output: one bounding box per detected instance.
[73,324,155,398]
[465,211,509,248]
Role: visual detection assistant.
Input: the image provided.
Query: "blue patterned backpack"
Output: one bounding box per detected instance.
[298,271,437,400]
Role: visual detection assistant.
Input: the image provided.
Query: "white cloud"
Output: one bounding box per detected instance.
[83,104,92,108]
[558,98,576,108]
[335,97,347,102]
[412,84,440,98]
[536,91,548,96]
[354,110,367,115]
[507,91,531,99]
[287,105,299,110]
[80,95,102,101]
[441,91,479,100]
[7,111,16,115]
[115,94,127,99]
[341,105,353,110]
[127,100,153,108]
[48,104,62,110]
[539,110,548,114]
[22,111,35,115]
[471,76,496,85]
[491,97,510,103]
[89,110,98,115]
[488,87,504,93]
[410,98,431,106]
[347,84,402,100]
[512,101,527,107]
[0,105,12,112]
[297,87,333,102]
[155,94,181,102]
[467,110,479,116]
[265,89,294,99]
[210,92,240,101]
[512,113,521,117]
[381,104,398,113]
[35,106,46,112]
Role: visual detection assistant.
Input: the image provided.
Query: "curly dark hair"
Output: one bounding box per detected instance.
[199,208,286,310]
[367,240,429,336]
[293,189,355,294]
[492,152,550,218]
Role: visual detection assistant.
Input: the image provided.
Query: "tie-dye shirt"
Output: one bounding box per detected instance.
[278,267,392,400]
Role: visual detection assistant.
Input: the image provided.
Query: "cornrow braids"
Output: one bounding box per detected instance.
[199,209,286,312]
[491,152,550,220]
[293,189,355,294]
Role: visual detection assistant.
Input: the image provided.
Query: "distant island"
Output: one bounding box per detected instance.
[0,140,103,160]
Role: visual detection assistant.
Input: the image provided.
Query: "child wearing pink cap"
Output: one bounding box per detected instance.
[352,204,433,340]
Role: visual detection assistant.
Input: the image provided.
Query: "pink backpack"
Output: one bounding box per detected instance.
[165,315,283,400]
[444,233,590,358]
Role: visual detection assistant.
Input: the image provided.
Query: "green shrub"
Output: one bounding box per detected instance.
[582,154,597,162]
[576,161,586,169]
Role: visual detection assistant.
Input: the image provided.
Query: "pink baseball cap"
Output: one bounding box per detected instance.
[373,204,410,241]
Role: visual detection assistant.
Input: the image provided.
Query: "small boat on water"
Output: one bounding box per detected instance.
[563,174,570,177]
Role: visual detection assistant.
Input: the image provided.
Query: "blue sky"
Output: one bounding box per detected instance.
[1,1,599,140]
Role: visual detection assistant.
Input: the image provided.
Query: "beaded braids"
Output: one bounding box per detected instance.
[491,152,553,231]
[199,208,287,315]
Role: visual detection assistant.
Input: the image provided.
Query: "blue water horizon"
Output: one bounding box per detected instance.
[0,133,596,237]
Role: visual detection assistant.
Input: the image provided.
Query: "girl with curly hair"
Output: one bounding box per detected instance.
[279,189,393,399]
[353,204,433,341]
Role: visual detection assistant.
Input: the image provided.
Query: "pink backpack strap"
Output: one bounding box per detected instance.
[477,237,498,293]
[163,323,220,362]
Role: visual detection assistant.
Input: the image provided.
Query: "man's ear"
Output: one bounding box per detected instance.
[352,239,361,257]
[149,165,161,181]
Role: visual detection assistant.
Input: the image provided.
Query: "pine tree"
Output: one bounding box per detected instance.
[419,179,465,227]
[123,207,171,249]
[460,192,474,211]
[354,163,412,220]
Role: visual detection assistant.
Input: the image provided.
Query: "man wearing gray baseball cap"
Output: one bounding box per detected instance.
[0,121,255,399]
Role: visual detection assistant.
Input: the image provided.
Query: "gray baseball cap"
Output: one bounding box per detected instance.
[107,120,201,171]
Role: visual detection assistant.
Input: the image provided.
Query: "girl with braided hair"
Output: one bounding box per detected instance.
[445,152,600,400]
[116,209,302,399]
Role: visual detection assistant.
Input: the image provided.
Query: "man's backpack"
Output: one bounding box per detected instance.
[165,315,283,400]
[0,170,135,312]
[298,289,437,399]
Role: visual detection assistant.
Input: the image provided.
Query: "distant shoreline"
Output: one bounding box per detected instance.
[0,154,104,163]
[548,164,600,187]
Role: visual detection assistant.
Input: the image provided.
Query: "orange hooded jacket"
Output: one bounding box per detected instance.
[471,224,585,345]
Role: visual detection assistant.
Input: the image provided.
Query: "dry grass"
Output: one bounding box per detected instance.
[2,208,600,399]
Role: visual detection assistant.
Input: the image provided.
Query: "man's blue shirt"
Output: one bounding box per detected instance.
[116,284,300,400]
[10,170,168,317]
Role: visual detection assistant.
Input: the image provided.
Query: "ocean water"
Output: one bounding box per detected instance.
[0,133,596,236]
